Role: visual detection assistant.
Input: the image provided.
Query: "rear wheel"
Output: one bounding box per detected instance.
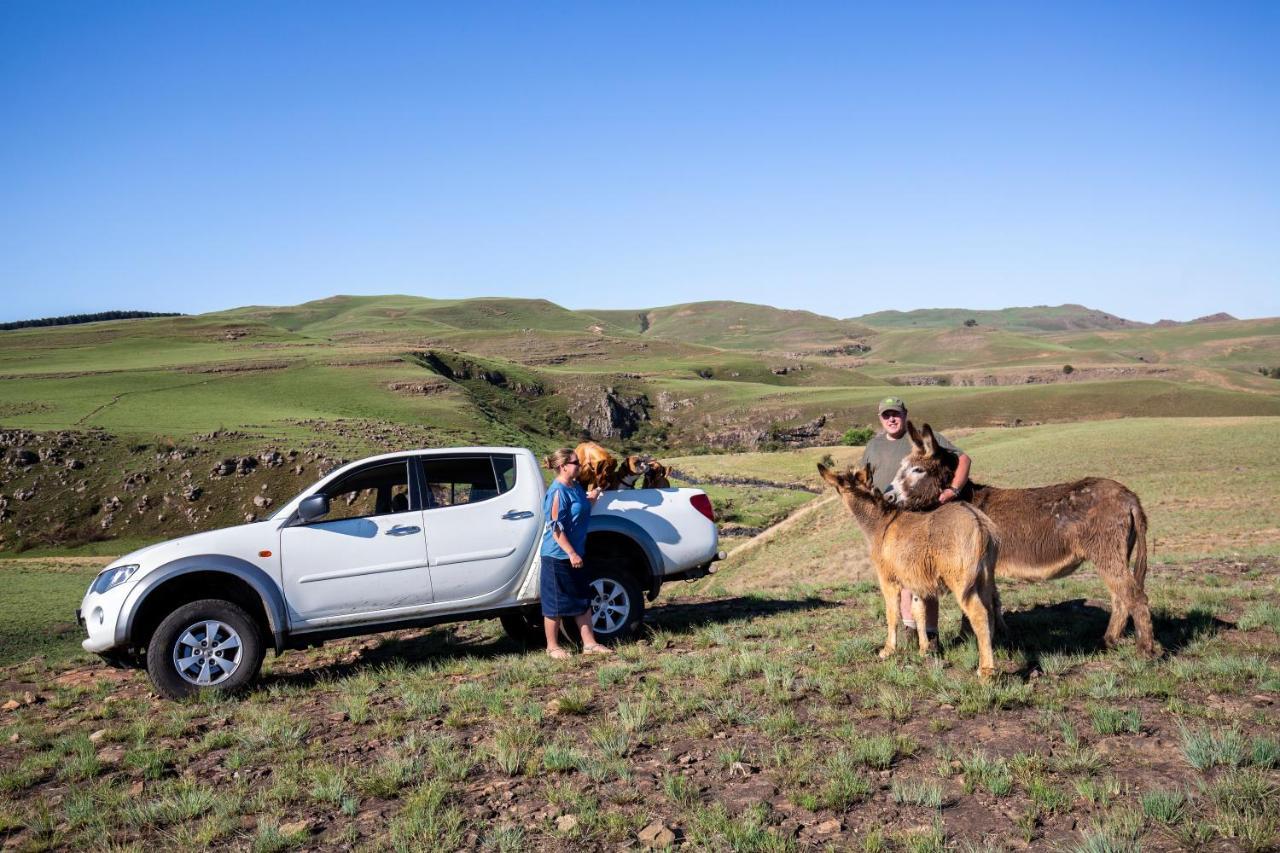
[586,563,644,643]
[145,599,264,700]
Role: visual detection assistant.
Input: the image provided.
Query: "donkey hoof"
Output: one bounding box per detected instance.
[878,646,895,660]
[1139,641,1164,658]
[978,666,996,680]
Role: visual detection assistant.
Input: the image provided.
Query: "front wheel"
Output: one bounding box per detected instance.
[145,599,265,700]
[586,564,645,643]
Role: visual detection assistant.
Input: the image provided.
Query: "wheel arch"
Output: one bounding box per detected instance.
[120,556,288,653]
[586,521,661,600]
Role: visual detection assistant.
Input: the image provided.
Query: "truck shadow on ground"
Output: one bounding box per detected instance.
[260,595,838,689]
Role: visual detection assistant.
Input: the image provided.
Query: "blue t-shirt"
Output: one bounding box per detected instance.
[540,480,591,560]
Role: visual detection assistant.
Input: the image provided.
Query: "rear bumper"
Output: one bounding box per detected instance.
[650,550,725,597]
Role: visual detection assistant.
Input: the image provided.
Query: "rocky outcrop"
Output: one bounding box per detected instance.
[568,387,651,440]
[773,416,828,446]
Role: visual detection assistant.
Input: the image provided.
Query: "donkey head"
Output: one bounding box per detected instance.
[818,462,886,509]
[889,421,959,510]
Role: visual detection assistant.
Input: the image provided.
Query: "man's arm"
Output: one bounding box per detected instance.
[938,453,971,504]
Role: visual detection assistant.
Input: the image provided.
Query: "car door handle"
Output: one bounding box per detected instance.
[502,510,534,520]
[386,525,421,536]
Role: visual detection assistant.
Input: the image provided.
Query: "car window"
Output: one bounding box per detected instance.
[320,461,411,521]
[492,455,517,493]
[420,456,508,508]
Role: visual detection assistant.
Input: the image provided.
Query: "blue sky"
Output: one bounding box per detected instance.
[2,2,1277,323]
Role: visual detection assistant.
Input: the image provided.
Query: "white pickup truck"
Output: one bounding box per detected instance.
[78,447,721,698]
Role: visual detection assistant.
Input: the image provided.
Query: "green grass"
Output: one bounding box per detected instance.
[0,559,105,665]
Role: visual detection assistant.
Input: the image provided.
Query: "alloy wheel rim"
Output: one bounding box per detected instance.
[589,578,630,634]
[172,619,244,686]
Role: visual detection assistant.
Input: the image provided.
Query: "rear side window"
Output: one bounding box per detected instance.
[492,455,517,493]
[420,456,512,508]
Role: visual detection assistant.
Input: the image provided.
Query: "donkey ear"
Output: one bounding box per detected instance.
[906,420,924,451]
[920,423,939,456]
[817,463,840,487]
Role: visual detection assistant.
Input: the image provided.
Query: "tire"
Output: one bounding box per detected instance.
[145,599,265,700]
[586,562,645,643]
[499,610,546,647]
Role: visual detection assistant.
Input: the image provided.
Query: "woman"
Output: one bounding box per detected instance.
[541,448,614,659]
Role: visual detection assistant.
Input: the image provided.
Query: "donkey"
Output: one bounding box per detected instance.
[819,463,1002,677]
[890,422,1156,656]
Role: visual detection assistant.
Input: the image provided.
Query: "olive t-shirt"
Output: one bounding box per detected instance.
[860,430,961,496]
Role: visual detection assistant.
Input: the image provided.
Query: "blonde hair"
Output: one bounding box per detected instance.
[545,447,576,472]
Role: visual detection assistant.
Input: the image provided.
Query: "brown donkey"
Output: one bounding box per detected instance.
[890,422,1156,656]
[819,463,1002,677]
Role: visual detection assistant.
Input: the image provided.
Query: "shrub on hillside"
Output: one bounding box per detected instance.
[1063,364,1075,374]
[842,426,874,446]
[1258,366,1280,379]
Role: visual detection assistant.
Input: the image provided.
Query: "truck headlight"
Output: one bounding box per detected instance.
[90,564,139,595]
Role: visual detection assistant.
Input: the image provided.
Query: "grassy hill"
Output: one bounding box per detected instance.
[854,304,1146,332]
[1,294,1277,551]
[588,301,874,352]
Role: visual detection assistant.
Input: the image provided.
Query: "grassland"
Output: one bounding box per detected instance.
[3,295,1277,444]
[2,416,1279,850]
[0,294,1277,550]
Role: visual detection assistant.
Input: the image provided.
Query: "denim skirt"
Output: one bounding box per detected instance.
[540,556,591,618]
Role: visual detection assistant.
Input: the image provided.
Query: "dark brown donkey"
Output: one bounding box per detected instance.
[889,422,1156,655]
[819,463,1002,677]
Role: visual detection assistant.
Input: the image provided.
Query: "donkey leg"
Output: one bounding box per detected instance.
[1097,555,1148,652]
[910,594,933,656]
[1108,571,1158,657]
[878,575,903,659]
[991,585,1009,641]
[948,582,996,678]
[1103,588,1129,650]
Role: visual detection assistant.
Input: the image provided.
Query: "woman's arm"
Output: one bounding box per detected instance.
[549,491,584,568]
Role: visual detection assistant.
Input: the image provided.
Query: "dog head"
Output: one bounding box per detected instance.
[643,460,671,489]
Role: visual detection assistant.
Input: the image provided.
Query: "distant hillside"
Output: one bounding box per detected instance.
[2,292,1279,552]
[587,301,873,351]
[853,304,1144,332]
[1155,312,1240,327]
[222,294,627,337]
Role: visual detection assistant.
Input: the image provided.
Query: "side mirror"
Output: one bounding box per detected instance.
[297,494,330,522]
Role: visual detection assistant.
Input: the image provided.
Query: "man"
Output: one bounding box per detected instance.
[859,396,972,642]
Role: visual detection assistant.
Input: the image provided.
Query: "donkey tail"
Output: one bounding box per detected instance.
[1129,499,1149,588]
[960,505,1000,597]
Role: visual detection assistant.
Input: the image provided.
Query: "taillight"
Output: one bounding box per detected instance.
[691,493,715,522]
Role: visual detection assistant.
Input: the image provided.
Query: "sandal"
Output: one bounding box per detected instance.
[582,644,614,656]
[546,648,571,660]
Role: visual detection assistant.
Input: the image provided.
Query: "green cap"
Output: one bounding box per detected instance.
[877,396,907,414]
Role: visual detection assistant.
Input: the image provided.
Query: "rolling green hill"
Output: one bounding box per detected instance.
[588,301,874,351]
[853,303,1145,332]
[1,294,1277,551]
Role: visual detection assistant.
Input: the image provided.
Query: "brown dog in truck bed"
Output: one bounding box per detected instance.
[574,441,619,491]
